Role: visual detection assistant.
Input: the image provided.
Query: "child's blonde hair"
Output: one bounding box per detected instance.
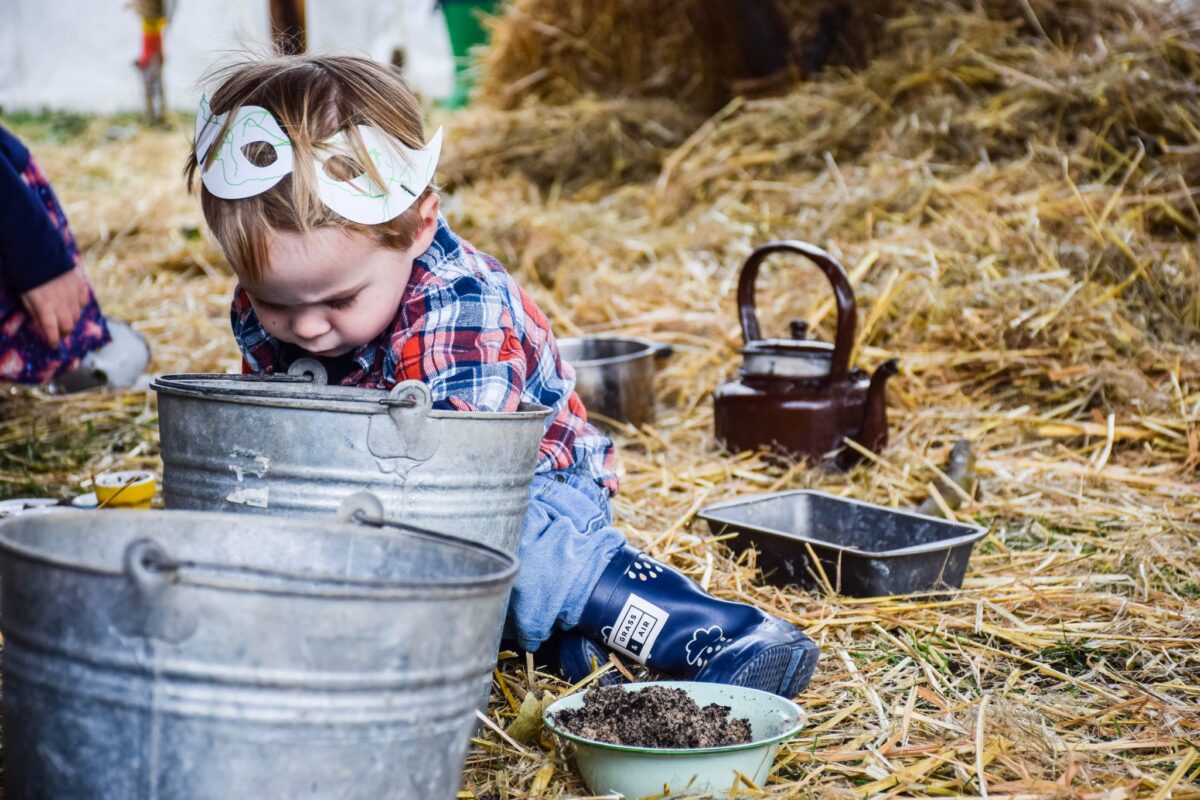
[185,54,434,284]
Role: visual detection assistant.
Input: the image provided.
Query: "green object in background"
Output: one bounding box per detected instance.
[440,0,498,109]
[542,681,806,799]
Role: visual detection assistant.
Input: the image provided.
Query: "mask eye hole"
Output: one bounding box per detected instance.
[321,154,367,182]
[241,141,278,168]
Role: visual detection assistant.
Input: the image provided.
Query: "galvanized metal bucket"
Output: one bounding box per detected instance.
[152,360,551,553]
[0,496,517,800]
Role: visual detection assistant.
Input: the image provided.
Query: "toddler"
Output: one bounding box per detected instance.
[186,54,818,698]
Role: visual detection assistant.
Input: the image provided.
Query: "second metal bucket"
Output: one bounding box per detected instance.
[0,500,517,799]
[152,361,551,553]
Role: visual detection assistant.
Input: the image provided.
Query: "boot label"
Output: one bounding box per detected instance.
[605,593,668,664]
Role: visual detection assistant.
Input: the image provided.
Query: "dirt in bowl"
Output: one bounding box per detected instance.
[551,685,753,748]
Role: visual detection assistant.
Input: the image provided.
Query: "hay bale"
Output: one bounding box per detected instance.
[478,0,1168,111]
[478,0,891,111]
[655,6,1200,192]
[638,2,1200,339]
[440,97,703,191]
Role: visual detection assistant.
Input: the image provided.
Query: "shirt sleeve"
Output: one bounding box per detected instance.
[0,143,76,296]
[391,272,527,412]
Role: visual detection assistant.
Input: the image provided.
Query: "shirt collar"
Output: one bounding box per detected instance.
[343,215,459,371]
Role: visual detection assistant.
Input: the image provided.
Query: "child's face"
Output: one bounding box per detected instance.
[241,195,439,358]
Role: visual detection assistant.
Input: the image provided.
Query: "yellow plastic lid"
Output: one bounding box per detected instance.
[95,470,157,507]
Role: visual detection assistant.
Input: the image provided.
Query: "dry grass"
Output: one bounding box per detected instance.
[3,0,1200,796]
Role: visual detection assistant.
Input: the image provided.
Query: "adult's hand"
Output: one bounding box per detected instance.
[21,267,91,349]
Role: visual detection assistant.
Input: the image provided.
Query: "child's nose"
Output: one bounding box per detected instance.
[292,309,331,342]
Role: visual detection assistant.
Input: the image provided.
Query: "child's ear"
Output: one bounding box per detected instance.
[412,193,440,250]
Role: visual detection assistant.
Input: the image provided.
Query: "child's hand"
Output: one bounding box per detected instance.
[21,268,91,348]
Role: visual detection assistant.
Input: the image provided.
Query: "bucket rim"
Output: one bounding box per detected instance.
[0,509,518,599]
[556,335,660,368]
[151,373,553,420]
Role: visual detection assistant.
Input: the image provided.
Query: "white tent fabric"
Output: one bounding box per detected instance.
[0,0,453,115]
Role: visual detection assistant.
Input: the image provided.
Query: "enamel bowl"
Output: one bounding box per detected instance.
[543,681,805,799]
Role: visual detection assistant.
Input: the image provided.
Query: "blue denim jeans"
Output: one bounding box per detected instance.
[506,469,627,651]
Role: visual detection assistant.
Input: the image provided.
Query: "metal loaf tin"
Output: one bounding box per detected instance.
[698,490,987,597]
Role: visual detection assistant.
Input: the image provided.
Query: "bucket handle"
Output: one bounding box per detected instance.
[366,380,440,461]
[287,358,329,385]
[334,492,519,575]
[114,538,199,644]
[122,520,504,596]
[736,240,857,385]
[335,491,455,540]
[336,491,470,542]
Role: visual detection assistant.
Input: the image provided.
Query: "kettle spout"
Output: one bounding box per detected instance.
[858,358,899,453]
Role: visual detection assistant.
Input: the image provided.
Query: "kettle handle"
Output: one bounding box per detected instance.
[737,240,857,384]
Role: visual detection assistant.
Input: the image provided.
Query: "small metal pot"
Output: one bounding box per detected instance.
[558,336,671,429]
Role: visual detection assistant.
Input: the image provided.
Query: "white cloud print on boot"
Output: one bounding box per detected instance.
[686,626,732,668]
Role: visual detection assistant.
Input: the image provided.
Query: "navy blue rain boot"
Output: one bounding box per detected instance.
[564,545,819,698]
[537,630,624,687]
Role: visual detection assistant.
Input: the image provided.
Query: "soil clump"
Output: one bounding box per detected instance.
[552,685,753,748]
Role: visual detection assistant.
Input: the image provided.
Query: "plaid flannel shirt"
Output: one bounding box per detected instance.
[231,218,618,494]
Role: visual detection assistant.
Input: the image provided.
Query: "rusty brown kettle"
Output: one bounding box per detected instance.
[714,241,899,469]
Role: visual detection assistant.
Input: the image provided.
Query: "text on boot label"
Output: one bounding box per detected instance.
[605,594,668,663]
